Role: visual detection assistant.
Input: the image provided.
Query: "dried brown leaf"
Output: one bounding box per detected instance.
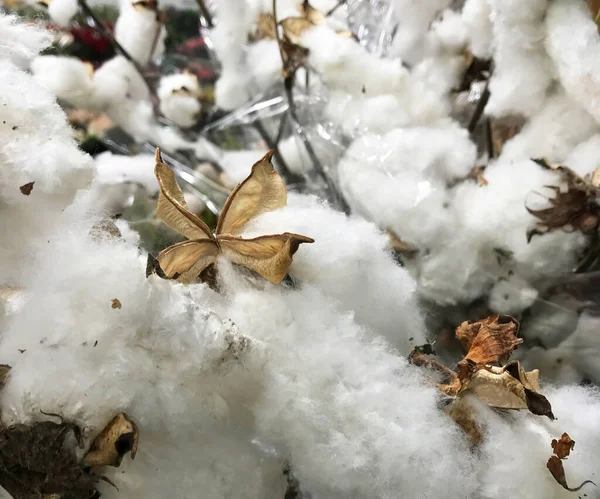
[527,158,600,241]
[216,150,286,236]
[250,12,277,41]
[587,0,600,30]
[281,17,314,44]
[220,232,314,284]
[19,182,34,196]
[457,315,523,366]
[463,361,555,419]
[408,347,461,396]
[551,433,575,459]
[155,148,214,241]
[154,148,313,285]
[280,37,310,81]
[82,413,139,468]
[111,299,122,310]
[547,455,595,492]
[156,239,219,282]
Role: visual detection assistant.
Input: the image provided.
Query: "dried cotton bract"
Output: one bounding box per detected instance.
[154,148,314,284]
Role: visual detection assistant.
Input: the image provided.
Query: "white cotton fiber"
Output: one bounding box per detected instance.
[484,0,554,118]
[338,126,476,248]
[565,134,600,178]
[31,55,96,109]
[499,91,599,164]
[47,0,79,27]
[93,151,157,194]
[114,0,166,65]
[545,0,600,126]
[158,73,202,128]
[462,0,493,58]
[0,15,51,69]
[237,193,426,349]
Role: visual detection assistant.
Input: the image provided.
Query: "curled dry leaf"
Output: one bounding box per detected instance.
[552,432,575,459]
[83,413,139,468]
[19,182,34,196]
[408,346,461,396]
[154,148,313,285]
[463,361,555,419]
[527,158,600,242]
[547,433,595,492]
[456,314,522,366]
[111,298,122,310]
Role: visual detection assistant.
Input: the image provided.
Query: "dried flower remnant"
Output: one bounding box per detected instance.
[111,298,122,309]
[547,432,595,492]
[410,315,555,443]
[19,182,34,195]
[83,412,139,468]
[527,158,600,242]
[456,315,523,372]
[153,148,314,284]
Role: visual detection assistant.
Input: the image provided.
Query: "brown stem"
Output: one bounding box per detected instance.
[78,0,157,98]
[272,0,350,212]
[195,0,213,28]
[326,0,346,17]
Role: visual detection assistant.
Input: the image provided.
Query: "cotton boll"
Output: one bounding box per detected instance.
[0,15,51,69]
[31,55,96,109]
[94,56,149,106]
[388,0,452,64]
[247,39,282,93]
[301,25,408,96]
[47,0,79,27]
[499,91,599,163]
[546,0,600,126]
[338,127,476,247]
[485,0,554,118]
[214,68,252,110]
[114,1,166,65]
[488,274,538,315]
[158,73,202,128]
[462,0,493,58]
[238,193,427,350]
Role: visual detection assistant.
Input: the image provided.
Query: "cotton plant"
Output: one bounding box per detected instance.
[29,0,198,151]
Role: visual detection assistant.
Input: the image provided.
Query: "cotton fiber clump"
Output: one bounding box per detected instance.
[158,72,203,128]
[114,0,166,65]
[0,24,94,286]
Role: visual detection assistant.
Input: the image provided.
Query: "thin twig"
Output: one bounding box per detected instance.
[272,0,350,212]
[195,0,213,28]
[326,0,346,17]
[253,121,304,185]
[78,0,156,97]
[467,80,490,134]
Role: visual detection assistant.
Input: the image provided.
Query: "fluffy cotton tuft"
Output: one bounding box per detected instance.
[47,0,79,27]
[158,72,203,128]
